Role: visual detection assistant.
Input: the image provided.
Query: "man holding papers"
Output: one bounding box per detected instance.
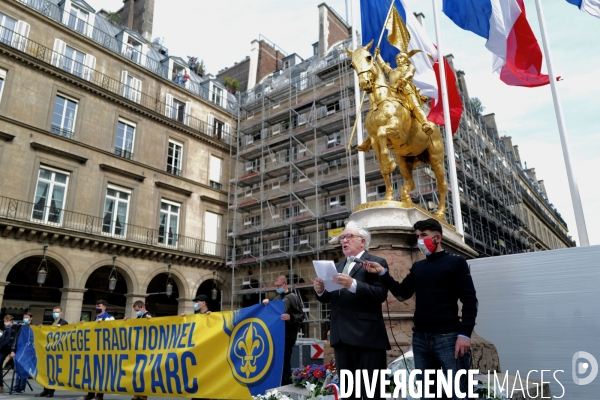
[314,221,389,400]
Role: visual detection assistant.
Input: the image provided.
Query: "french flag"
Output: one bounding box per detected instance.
[443,0,550,87]
[566,0,600,18]
[360,0,463,133]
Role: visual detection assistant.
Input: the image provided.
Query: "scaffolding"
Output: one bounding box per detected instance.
[226,40,574,338]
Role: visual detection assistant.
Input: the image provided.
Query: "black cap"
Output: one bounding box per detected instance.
[193,294,209,302]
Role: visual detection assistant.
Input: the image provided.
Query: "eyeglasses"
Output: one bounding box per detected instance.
[339,234,360,241]
[274,283,285,288]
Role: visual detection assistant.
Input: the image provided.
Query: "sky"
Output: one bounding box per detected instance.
[86,0,600,246]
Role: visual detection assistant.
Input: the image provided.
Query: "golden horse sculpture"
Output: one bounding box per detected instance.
[346,41,448,220]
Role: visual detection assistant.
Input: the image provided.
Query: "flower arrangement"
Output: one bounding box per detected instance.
[291,361,338,396]
[251,388,292,400]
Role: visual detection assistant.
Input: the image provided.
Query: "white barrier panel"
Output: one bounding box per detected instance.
[469,245,600,399]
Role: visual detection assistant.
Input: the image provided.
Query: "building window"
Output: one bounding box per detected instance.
[102,186,130,237]
[207,115,231,141]
[0,12,29,50]
[326,132,341,148]
[121,71,142,104]
[211,85,223,107]
[52,39,95,81]
[158,200,180,246]
[51,94,77,138]
[165,94,190,125]
[171,62,189,87]
[67,5,89,35]
[327,194,346,209]
[124,36,143,64]
[204,211,222,255]
[63,45,85,78]
[167,140,183,176]
[32,167,69,225]
[0,12,17,45]
[115,119,135,159]
[209,155,222,190]
[0,68,5,102]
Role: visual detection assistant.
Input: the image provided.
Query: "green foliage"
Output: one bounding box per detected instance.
[470,97,486,114]
[224,76,240,94]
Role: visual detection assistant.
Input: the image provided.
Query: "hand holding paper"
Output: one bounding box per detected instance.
[313,260,344,292]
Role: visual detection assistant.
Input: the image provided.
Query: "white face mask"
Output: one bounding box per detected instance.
[3,322,10,328]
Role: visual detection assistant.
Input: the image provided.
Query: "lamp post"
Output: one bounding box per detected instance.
[108,255,118,292]
[166,263,173,297]
[37,244,49,286]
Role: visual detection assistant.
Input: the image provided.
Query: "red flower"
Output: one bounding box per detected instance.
[313,369,325,378]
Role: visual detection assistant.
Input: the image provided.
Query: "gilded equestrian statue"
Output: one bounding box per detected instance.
[346,39,448,220]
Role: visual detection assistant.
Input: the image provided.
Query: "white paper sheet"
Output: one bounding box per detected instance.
[312,260,344,291]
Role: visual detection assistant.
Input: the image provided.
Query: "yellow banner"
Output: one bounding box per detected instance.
[21,303,285,399]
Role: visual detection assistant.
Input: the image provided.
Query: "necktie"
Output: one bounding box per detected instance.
[342,257,354,275]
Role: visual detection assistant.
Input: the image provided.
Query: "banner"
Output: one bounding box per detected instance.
[16,302,285,399]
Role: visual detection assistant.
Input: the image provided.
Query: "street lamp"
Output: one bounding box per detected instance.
[166,263,173,297]
[108,255,118,292]
[211,270,218,300]
[37,244,49,286]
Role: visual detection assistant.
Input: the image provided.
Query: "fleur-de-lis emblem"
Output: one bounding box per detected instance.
[234,323,265,378]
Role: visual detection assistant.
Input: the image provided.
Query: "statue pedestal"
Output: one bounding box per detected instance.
[344,204,498,371]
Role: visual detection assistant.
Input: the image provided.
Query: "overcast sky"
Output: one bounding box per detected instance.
[86,0,600,246]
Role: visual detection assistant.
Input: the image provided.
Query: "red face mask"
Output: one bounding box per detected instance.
[417,237,437,255]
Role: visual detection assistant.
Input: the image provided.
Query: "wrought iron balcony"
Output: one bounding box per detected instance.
[166,165,182,176]
[13,0,237,114]
[114,147,133,160]
[0,26,233,146]
[0,195,226,259]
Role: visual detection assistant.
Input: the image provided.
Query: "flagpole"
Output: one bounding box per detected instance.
[431,0,464,237]
[351,0,367,204]
[533,0,589,246]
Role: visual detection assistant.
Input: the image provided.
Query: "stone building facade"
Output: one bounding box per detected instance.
[0,0,235,324]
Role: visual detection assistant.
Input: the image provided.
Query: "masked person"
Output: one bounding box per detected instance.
[126,301,151,400]
[262,275,305,385]
[80,300,114,400]
[36,307,68,397]
[0,315,17,393]
[10,311,34,394]
[363,218,478,400]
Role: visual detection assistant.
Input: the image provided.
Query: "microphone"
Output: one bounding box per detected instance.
[349,256,367,265]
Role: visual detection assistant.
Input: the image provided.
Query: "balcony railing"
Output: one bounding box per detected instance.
[114,147,133,160]
[0,27,233,145]
[14,0,237,114]
[0,195,226,258]
[166,165,182,176]
[50,124,74,139]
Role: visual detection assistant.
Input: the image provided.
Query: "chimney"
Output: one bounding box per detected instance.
[512,145,522,167]
[318,3,350,59]
[118,0,155,42]
[456,70,470,100]
[482,113,499,140]
[444,54,456,74]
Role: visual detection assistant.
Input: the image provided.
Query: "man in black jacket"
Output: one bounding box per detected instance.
[36,306,68,397]
[364,218,478,400]
[0,315,17,393]
[262,275,305,385]
[314,221,390,400]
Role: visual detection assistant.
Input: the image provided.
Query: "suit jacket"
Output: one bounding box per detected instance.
[317,251,390,350]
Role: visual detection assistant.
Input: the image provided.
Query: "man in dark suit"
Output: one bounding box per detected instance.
[314,221,389,400]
